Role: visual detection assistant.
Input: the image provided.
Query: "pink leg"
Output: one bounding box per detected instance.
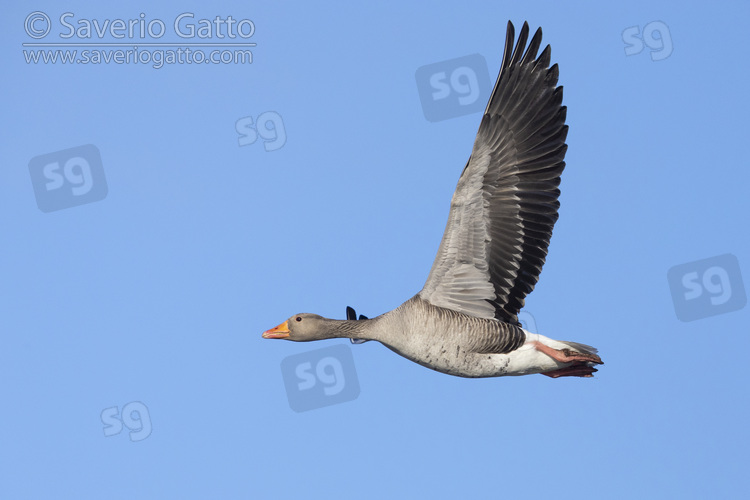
[533,341,603,378]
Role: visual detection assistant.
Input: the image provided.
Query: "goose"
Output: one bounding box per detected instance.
[263,21,603,378]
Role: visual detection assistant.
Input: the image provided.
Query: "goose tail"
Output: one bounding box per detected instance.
[558,340,599,358]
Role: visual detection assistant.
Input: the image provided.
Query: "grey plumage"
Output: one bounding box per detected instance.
[263,22,603,378]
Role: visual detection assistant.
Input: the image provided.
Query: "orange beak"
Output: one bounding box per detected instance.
[262,320,290,339]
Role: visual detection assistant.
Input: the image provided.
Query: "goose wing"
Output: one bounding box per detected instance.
[419,21,568,325]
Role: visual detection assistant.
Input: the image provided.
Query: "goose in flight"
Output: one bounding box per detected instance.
[263,21,603,378]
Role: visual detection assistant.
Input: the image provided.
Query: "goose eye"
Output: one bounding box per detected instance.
[295,317,302,322]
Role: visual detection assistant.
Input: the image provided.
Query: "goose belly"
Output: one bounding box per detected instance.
[381,329,565,378]
[383,339,506,378]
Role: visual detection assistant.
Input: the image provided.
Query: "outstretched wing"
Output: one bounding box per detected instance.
[419,21,568,325]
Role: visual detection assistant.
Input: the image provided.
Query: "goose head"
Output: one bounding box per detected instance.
[262,313,335,342]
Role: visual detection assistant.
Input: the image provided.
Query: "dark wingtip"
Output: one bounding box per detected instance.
[508,22,530,68]
[501,21,516,71]
[346,306,356,321]
[536,44,551,69]
[521,26,543,65]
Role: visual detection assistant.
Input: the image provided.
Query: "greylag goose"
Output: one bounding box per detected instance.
[263,21,603,378]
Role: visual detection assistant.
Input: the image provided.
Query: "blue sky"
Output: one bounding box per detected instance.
[2,1,749,498]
